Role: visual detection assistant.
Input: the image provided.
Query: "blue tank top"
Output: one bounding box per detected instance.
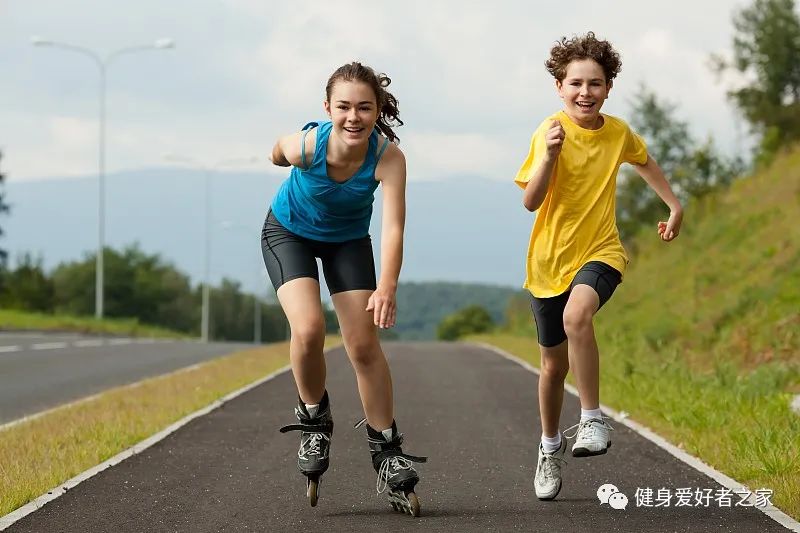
[270,121,389,242]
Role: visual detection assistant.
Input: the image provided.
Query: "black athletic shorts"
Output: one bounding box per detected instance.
[261,210,377,295]
[529,261,622,347]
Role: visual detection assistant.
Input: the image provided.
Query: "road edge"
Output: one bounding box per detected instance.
[0,353,300,531]
[472,341,800,533]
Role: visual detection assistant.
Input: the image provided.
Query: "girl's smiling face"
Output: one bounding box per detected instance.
[556,58,612,129]
[324,80,379,147]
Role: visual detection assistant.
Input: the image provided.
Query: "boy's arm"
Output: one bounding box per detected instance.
[522,120,564,212]
[631,155,684,241]
[523,156,557,211]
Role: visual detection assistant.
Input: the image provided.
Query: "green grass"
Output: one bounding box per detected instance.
[471,147,800,520]
[0,309,186,338]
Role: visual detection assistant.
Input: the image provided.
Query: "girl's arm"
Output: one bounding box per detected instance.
[370,143,406,328]
[269,128,317,168]
[631,155,684,241]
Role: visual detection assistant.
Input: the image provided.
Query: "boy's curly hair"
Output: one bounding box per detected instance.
[545,32,621,82]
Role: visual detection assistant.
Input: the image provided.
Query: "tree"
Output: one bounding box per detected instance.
[437,305,494,341]
[0,254,54,312]
[617,86,742,243]
[0,151,11,267]
[712,0,800,164]
[52,244,198,332]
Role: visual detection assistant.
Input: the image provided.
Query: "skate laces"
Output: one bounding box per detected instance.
[376,456,415,494]
[298,432,330,460]
[564,416,614,441]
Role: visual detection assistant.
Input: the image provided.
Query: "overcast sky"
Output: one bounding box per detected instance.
[2,0,751,183]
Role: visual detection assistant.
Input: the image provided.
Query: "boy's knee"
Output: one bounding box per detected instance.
[563,307,593,338]
[541,358,569,382]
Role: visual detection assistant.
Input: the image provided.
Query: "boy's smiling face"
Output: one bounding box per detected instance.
[556,58,612,129]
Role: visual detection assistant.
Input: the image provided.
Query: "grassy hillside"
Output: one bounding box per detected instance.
[475,147,800,518]
[395,281,520,339]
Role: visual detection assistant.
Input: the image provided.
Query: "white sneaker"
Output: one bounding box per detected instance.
[534,437,567,500]
[566,417,613,457]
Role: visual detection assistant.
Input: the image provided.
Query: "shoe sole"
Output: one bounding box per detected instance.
[572,441,611,458]
[536,479,562,501]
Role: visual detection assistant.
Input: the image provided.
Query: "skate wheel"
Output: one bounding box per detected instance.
[407,491,421,517]
[307,477,319,507]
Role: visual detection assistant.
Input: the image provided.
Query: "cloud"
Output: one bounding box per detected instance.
[50,116,95,147]
[403,131,515,181]
[232,1,393,110]
[618,27,739,145]
[2,115,98,180]
[2,0,749,181]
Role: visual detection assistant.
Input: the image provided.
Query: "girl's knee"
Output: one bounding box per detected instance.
[291,320,326,352]
[346,335,381,369]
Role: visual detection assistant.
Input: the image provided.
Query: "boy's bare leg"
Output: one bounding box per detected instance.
[563,284,601,410]
[539,340,569,437]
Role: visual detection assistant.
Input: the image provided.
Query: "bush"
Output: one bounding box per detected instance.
[437,305,494,340]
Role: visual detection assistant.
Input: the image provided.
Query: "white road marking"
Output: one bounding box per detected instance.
[0,338,188,353]
[74,340,105,348]
[31,342,68,350]
[108,339,133,346]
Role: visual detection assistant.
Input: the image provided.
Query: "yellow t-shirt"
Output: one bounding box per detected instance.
[514,110,648,297]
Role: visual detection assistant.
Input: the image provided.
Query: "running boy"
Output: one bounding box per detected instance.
[514,32,684,500]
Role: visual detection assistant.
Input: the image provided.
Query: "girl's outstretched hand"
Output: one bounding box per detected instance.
[366,285,397,329]
[658,208,683,241]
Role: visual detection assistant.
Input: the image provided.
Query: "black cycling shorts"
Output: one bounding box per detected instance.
[261,211,377,295]
[529,261,622,347]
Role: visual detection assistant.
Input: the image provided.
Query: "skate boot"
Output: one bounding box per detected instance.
[279,391,333,507]
[358,419,427,517]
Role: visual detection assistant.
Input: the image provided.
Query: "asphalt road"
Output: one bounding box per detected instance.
[0,332,252,424]
[3,342,792,532]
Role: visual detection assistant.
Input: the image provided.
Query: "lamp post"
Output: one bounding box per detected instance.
[31,36,175,320]
[165,155,259,343]
[220,220,268,344]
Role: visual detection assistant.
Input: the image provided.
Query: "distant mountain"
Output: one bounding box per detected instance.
[2,168,534,296]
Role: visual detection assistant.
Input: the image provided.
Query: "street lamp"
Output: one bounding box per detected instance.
[31,36,175,320]
[164,155,260,343]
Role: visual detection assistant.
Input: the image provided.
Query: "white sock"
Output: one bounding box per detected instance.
[381,428,394,441]
[581,408,602,422]
[541,433,562,453]
[304,403,319,417]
